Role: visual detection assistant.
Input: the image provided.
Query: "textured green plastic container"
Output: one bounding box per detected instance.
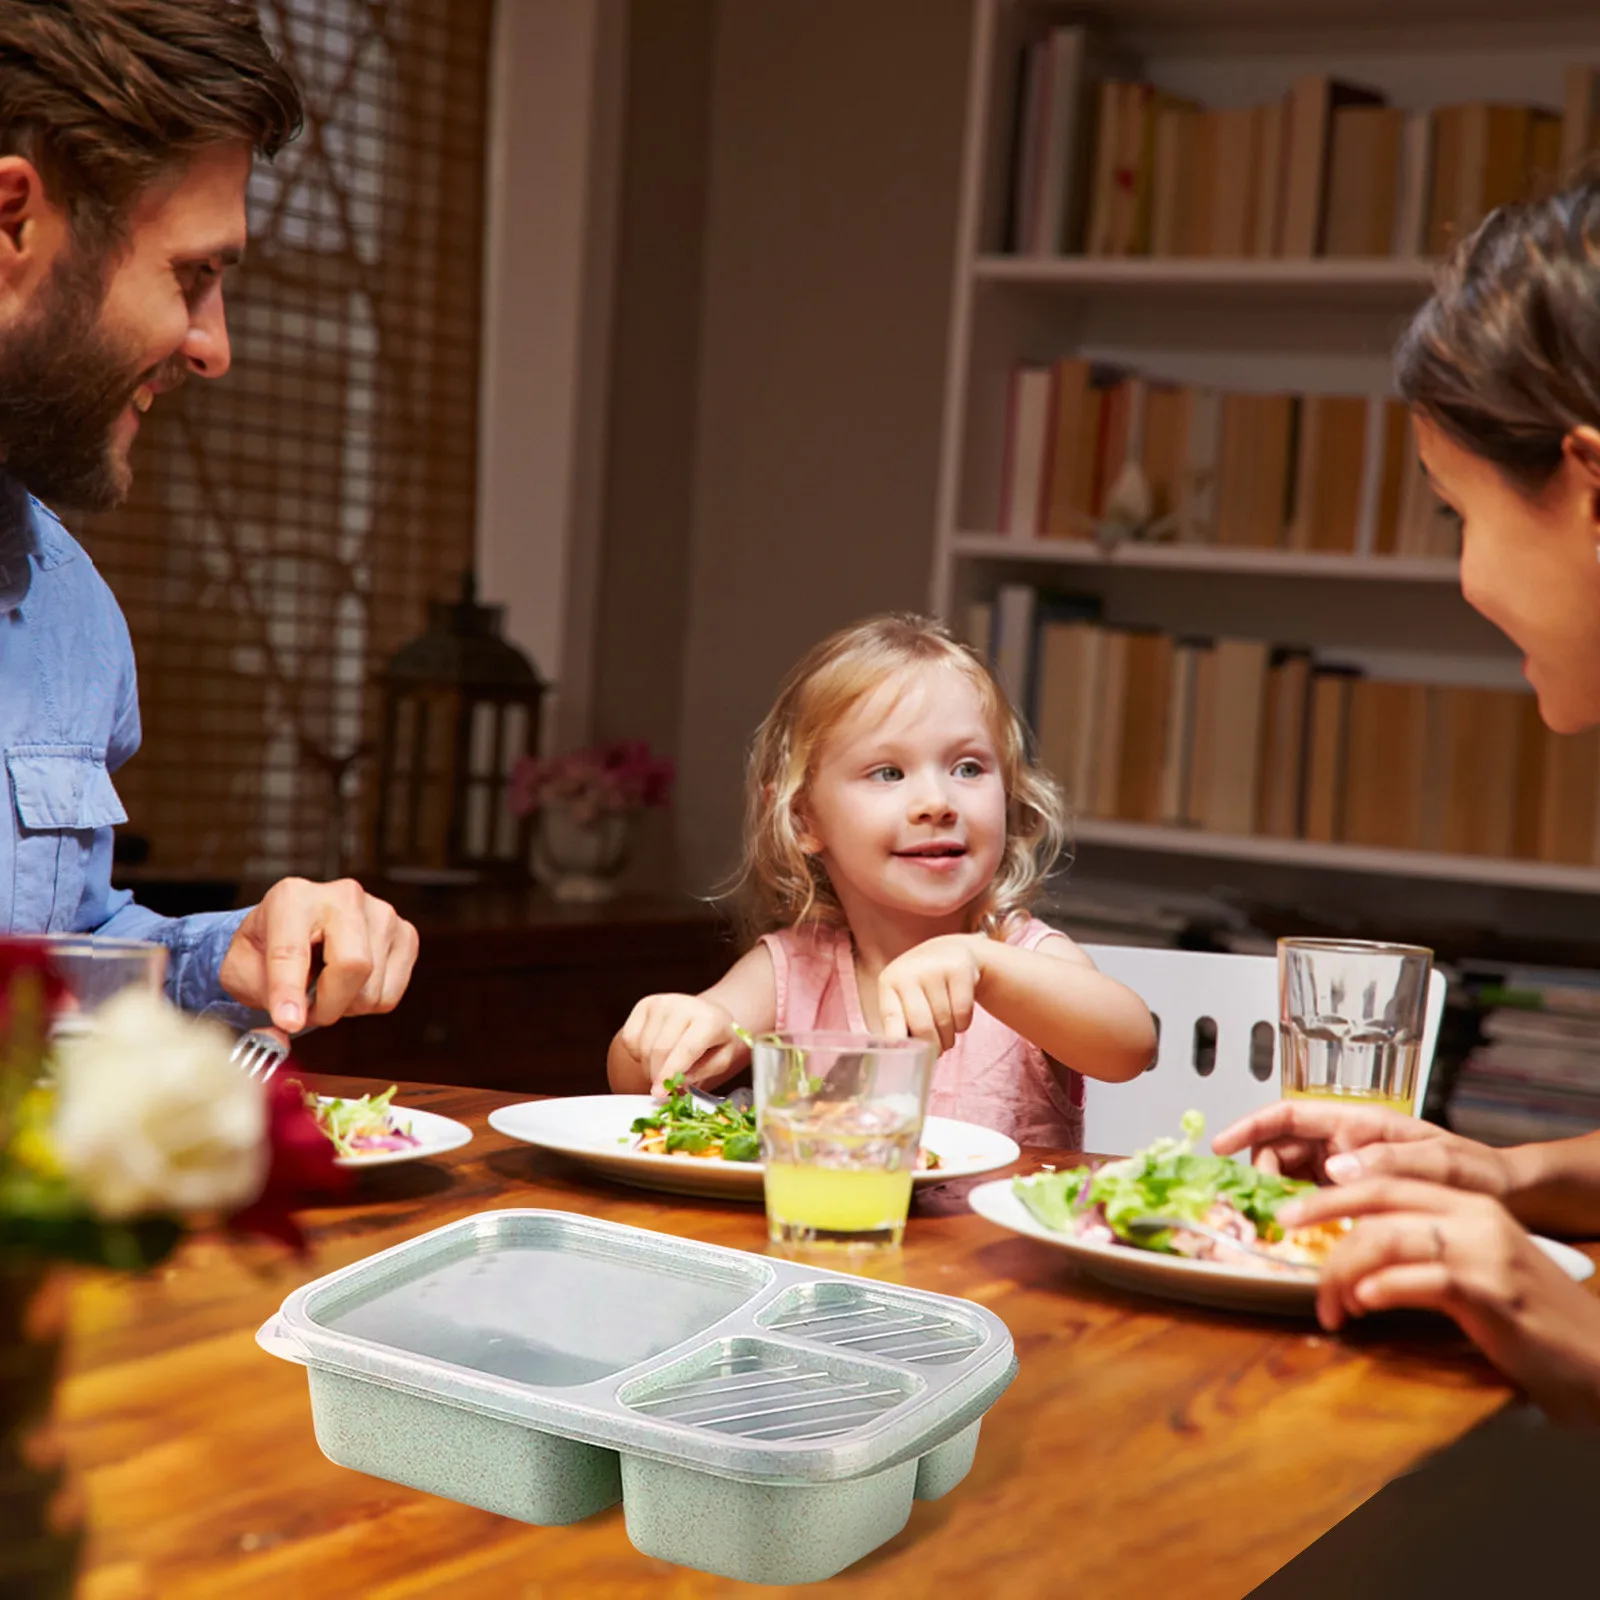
[259,1210,1016,1585]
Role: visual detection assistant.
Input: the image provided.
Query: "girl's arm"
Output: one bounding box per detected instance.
[875,932,1156,1085]
[974,933,1155,1085]
[606,943,778,1095]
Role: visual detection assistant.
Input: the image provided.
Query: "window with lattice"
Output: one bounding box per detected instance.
[80,0,493,890]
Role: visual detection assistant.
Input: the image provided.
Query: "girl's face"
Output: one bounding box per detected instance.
[798,662,1008,930]
[1416,413,1600,733]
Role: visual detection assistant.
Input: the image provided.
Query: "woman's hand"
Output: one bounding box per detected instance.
[1279,1178,1600,1425]
[878,935,985,1054]
[613,993,746,1097]
[1213,1099,1516,1195]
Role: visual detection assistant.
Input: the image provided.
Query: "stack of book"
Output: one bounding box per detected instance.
[997,365,1456,556]
[1449,968,1600,1144]
[1005,23,1600,258]
[970,596,1600,867]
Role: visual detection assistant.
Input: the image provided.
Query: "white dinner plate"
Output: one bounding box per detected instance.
[487,1095,1021,1201]
[319,1098,473,1169]
[966,1177,1597,1317]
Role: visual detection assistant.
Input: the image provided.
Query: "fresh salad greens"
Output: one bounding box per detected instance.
[293,1082,419,1159]
[1013,1110,1312,1253]
[631,1075,760,1162]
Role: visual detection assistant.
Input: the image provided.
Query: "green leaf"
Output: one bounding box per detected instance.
[721,1130,760,1163]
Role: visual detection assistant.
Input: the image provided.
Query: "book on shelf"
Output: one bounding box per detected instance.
[1005,26,1136,255]
[1324,104,1406,258]
[990,581,1038,708]
[1115,630,1175,824]
[978,600,1592,870]
[1427,102,1561,256]
[1563,66,1600,174]
[1256,649,1312,838]
[994,368,1461,559]
[1287,395,1366,552]
[1087,81,1198,256]
[998,365,1055,539]
[1214,393,1296,548]
[1280,76,1387,257]
[1001,41,1600,263]
[1303,666,1359,844]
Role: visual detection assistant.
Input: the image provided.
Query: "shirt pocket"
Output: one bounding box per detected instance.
[6,745,128,934]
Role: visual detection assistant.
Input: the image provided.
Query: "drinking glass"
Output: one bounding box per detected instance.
[42,936,168,1037]
[1278,938,1432,1116]
[751,1032,933,1251]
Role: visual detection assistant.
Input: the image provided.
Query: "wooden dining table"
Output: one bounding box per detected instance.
[57,1076,1589,1600]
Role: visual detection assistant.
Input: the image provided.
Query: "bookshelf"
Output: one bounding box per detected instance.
[951,534,1460,584]
[932,0,1600,914]
[1074,819,1600,897]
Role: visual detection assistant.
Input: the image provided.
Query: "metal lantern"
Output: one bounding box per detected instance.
[374,573,547,878]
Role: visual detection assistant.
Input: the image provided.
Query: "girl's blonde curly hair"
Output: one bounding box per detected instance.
[728,613,1069,944]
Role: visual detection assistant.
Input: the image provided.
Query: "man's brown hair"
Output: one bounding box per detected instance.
[0,0,302,255]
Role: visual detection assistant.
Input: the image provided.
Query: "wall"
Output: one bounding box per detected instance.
[672,0,972,895]
[476,0,626,747]
[588,0,718,892]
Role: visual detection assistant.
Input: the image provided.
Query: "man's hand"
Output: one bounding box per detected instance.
[878,934,985,1055]
[1279,1178,1600,1425]
[218,878,419,1033]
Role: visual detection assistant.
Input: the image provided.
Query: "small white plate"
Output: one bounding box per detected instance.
[487,1095,1021,1201]
[967,1177,1597,1317]
[318,1098,473,1169]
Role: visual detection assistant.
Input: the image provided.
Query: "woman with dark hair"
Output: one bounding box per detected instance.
[1216,175,1600,1421]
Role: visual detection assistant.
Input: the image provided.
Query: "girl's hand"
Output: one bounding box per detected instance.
[1213,1098,1516,1195]
[616,993,746,1098]
[1279,1178,1600,1424]
[878,935,985,1054]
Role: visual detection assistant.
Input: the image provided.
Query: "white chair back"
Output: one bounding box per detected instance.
[1078,943,1447,1157]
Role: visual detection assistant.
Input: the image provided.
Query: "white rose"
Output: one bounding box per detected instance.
[52,990,269,1220]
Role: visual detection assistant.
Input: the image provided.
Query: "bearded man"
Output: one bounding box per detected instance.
[0,0,418,1035]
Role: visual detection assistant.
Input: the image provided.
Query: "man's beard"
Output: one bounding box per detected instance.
[0,247,169,514]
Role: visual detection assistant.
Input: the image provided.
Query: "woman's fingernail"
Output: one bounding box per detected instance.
[1278,1201,1303,1225]
[279,1002,304,1028]
[1326,1153,1361,1183]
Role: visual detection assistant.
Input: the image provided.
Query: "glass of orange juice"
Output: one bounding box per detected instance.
[752,1032,933,1251]
[1278,938,1432,1117]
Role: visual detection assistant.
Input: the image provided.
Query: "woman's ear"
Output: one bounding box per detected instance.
[1564,428,1600,543]
[1564,426,1600,491]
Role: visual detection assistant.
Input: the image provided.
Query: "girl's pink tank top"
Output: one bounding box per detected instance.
[757,918,1085,1149]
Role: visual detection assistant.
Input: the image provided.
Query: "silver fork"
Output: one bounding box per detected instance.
[230,983,318,1082]
[1124,1214,1318,1275]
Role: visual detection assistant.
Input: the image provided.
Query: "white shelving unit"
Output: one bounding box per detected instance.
[931,0,1600,911]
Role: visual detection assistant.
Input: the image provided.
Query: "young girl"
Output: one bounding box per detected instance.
[607,613,1155,1147]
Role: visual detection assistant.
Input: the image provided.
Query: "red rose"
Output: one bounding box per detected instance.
[225,1074,348,1254]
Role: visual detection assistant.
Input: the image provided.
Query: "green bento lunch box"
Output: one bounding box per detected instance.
[257,1209,1016,1584]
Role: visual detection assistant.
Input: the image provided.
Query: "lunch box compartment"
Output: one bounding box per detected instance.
[755,1280,987,1366]
[311,1211,767,1386]
[619,1453,921,1585]
[618,1336,922,1440]
[307,1368,623,1525]
[262,1210,1015,1585]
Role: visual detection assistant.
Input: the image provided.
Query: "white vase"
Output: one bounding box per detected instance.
[534,808,630,903]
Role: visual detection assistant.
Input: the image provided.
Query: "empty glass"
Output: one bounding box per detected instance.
[1278,938,1432,1117]
[752,1032,933,1251]
[42,936,168,1036]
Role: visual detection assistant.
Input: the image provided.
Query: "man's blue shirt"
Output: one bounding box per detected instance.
[0,492,248,1012]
